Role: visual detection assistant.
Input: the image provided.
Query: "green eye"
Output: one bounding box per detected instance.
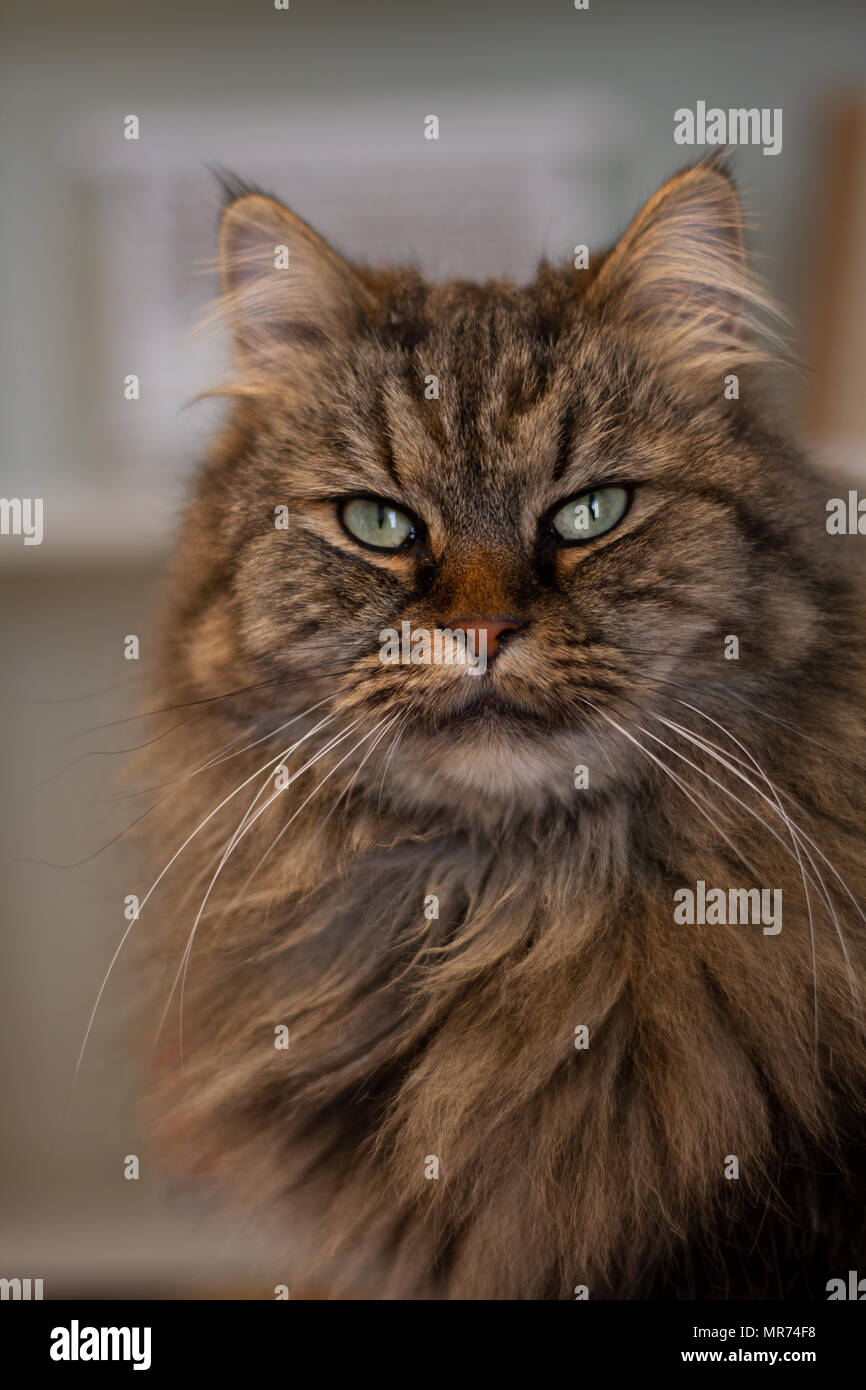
[551,486,629,543]
[340,497,416,551]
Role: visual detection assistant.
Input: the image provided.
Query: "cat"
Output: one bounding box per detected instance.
[137,159,866,1299]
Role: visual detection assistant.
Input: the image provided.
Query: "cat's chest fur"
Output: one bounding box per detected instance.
[148,782,866,1297]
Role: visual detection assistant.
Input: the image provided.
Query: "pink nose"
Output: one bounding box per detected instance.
[446,617,521,660]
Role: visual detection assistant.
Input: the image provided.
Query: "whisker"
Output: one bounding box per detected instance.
[615,665,866,944]
[74,707,339,1077]
[585,691,860,1047]
[576,695,771,888]
[35,713,202,789]
[645,710,863,1021]
[90,724,258,801]
[97,695,336,802]
[377,713,410,816]
[616,647,866,774]
[655,703,820,1058]
[650,712,855,929]
[150,712,353,1054]
[5,674,140,707]
[60,662,357,744]
[320,713,399,831]
[174,715,372,1060]
[32,699,337,869]
[637,717,830,901]
[213,714,396,948]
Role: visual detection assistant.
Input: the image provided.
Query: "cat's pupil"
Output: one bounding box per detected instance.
[589,493,600,520]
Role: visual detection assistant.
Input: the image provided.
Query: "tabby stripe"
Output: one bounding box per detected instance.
[552,403,579,483]
[373,386,402,487]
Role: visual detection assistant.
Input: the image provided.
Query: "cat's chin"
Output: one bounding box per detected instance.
[375,719,623,817]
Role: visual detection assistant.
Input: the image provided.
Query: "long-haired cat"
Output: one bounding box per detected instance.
[137,160,866,1299]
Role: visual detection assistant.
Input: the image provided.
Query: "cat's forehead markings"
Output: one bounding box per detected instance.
[378,297,592,497]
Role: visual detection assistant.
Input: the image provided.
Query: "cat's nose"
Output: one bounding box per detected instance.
[445,617,523,661]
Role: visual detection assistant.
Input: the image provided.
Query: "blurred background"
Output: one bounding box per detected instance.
[1,0,864,1297]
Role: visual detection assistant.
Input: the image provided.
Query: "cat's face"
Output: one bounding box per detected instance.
[183,165,817,813]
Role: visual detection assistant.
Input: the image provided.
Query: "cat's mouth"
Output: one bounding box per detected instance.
[437,685,552,731]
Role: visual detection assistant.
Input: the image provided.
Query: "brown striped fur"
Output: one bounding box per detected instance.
[138,162,866,1298]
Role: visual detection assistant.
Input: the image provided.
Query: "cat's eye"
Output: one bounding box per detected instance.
[339,497,416,551]
[550,486,629,543]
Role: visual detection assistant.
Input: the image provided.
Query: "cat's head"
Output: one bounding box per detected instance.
[175,162,825,816]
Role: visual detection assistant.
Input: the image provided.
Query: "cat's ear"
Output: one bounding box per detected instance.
[217,192,375,368]
[585,162,779,373]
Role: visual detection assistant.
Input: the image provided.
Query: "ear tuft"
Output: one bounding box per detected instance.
[211,193,375,371]
[585,162,784,375]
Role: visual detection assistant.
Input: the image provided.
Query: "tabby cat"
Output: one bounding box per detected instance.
[138,161,866,1299]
